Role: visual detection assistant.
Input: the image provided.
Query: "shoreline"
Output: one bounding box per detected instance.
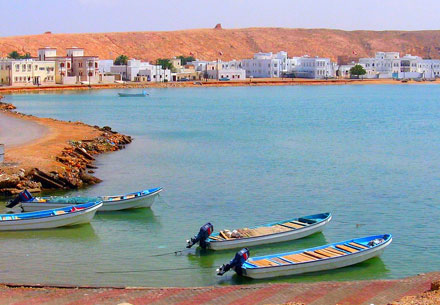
[0,272,437,304]
[0,102,132,195]
[0,78,439,94]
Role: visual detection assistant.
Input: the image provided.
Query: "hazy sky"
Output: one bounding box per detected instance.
[1,0,439,36]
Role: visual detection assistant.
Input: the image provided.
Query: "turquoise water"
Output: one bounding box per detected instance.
[1,85,440,287]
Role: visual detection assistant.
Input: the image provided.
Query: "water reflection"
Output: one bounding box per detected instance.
[0,223,99,241]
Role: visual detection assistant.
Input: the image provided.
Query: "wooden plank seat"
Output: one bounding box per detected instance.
[124,194,135,199]
[282,253,317,263]
[314,249,339,258]
[325,247,347,256]
[319,248,344,257]
[250,258,280,267]
[349,242,369,250]
[209,235,224,241]
[303,251,328,260]
[280,222,305,229]
[335,244,359,253]
[270,257,291,265]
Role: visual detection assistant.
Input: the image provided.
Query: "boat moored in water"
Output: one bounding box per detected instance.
[118,90,148,97]
[217,234,392,279]
[8,188,163,212]
[0,201,102,231]
[186,213,332,250]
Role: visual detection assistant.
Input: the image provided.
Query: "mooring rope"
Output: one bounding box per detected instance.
[96,266,217,274]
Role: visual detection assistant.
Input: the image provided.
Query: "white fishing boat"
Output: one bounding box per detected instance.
[0,202,102,231]
[217,234,392,279]
[187,213,331,250]
[10,188,162,212]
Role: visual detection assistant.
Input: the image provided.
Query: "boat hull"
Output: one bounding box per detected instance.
[0,203,101,231]
[20,189,162,212]
[243,237,392,279]
[208,215,331,251]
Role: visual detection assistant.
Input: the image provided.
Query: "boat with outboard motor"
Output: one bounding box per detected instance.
[217,234,392,279]
[0,201,102,231]
[8,188,163,212]
[186,213,331,250]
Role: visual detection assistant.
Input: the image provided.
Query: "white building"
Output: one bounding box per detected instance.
[241,52,283,78]
[241,52,336,79]
[98,60,114,73]
[110,59,171,82]
[289,56,335,79]
[359,52,440,79]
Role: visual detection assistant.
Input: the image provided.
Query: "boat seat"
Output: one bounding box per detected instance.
[124,195,135,199]
[349,242,368,249]
[314,249,338,258]
[282,253,316,263]
[219,231,231,240]
[270,257,291,265]
[336,244,359,253]
[209,235,224,241]
[54,210,66,215]
[303,251,328,260]
[281,222,304,229]
[250,259,280,267]
[318,248,344,257]
[325,247,347,255]
[290,220,307,226]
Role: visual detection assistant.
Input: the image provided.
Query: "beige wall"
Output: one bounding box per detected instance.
[0,60,55,86]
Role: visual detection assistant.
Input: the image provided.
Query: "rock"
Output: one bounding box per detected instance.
[31,168,66,189]
[74,147,95,161]
[79,172,102,184]
[88,170,95,174]
[431,280,440,291]
[0,174,20,188]
[214,23,222,30]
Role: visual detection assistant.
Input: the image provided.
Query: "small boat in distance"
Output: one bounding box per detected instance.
[8,188,163,212]
[118,90,148,97]
[0,201,102,231]
[217,234,392,279]
[186,213,331,250]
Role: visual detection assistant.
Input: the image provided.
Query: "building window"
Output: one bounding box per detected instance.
[15,64,20,72]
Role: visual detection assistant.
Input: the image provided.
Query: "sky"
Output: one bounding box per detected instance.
[0,0,439,36]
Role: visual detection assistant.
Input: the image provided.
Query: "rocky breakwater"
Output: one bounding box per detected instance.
[0,102,132,195]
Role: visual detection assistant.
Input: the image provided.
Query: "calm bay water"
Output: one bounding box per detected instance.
[1,84,440,287]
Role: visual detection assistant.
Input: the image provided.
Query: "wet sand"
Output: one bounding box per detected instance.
[0,112,48,147]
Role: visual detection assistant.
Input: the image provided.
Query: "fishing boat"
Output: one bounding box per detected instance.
[217,234,392,279]
[9,188,162,212]
[0,201,102,231]
[186,213,332,250]
[118,90,148,97]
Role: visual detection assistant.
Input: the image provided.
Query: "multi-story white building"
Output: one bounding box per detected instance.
[289,56,335,79]
[241,52,283,78]
[111,59,171,82]
[359,52,440,79]
[241,52,335,79]
[0,59,56,86]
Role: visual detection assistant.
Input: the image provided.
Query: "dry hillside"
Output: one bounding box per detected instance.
[1,27,440,62]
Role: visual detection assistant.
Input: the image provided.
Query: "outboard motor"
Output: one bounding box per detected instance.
[6,189,33,208]
[186,222,213,249]
[217,248,250,276]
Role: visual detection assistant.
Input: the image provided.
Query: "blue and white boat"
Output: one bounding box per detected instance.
[187,213,331,251]
[0,201,102,231]
[9,188,162,212]
[217,234,392,279]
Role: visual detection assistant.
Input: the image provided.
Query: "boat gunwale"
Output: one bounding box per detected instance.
[208,213,331,243]
[102,187,162,202]
[1,202,103,222]
[243,234,392,270]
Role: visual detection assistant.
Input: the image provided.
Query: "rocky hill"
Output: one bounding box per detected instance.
[1,27,440,62]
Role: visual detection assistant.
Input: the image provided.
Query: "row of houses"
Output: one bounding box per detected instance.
[0,47,116,86]
[1,47,439,86]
